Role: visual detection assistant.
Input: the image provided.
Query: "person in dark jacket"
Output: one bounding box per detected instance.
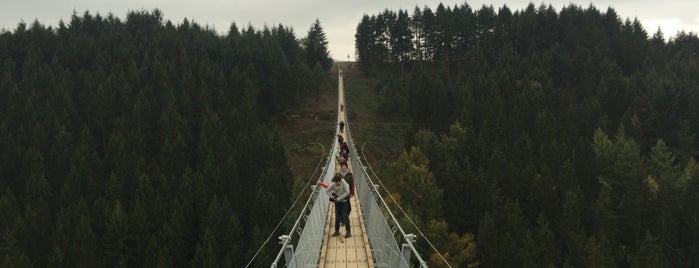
[340,142,350,155]
[336,148,348,166]
[339,121,345,133]
[337,134,344,145]
[336,162,354,197]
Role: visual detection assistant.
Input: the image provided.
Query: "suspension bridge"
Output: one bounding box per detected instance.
[267,68,429,268]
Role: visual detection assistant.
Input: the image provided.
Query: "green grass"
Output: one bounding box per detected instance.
[274,66,340,232]
[277,63,412,189]
[276,71,337,183]
[341,65,411,165]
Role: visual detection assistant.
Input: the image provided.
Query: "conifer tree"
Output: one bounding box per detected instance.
[304,19,333,71]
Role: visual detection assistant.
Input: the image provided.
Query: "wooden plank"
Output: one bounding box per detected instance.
[335,202,350,268]
[354,189,374,268]
[323,69,374,268]
[345,196,359,268]
[332,203,343,268]
[356,259,371,268]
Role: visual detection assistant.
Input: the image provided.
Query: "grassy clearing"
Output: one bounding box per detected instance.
[341,64,411,166]
[276,71,337,184]
[277,62,411,195]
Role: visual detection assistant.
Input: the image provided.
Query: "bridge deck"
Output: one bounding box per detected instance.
[319,69,373,268]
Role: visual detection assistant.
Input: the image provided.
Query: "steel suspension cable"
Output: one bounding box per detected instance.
[245,142,326,268]
[361,142,453,268]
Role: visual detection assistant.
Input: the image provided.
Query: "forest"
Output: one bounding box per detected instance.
[0,10,332,267]
[356,2,699,267]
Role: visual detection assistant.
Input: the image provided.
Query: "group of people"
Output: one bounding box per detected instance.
[336,135,350,166]
[317,116,355,238]
[319,162,354,238]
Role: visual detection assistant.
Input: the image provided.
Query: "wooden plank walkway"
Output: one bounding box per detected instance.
[319,68,373,268]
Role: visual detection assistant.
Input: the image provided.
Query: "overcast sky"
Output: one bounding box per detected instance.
[2,0,698,60]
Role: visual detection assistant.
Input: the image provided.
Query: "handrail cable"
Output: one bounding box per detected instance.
[344,122,425,267]
[340,87,428,267]
[245,142,326,268]
[361,142,453,268]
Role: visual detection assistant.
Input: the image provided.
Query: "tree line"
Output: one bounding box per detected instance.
[0,10,332,267]
[357,2,699,267]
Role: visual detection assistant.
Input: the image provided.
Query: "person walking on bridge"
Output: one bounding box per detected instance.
[340,141,350,156]
[327,174,351,238]
[320,162,354,225]
[337,162,354,198]
[339,121,345,133]
[336,162,354,227]
[336,148,349,166]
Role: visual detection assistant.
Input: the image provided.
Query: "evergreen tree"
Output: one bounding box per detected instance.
[102,201,129,266]
[191,230,218,268]
[0,216,32,267]
[304,19,333,71]
[0,9,325,267]
[357,2,699,267]
[390,9,414,63]
[584,235,617,268]
[386,146,443,222]
[355,15,375,72]
[73,214,98,268]
[631,232,667,268]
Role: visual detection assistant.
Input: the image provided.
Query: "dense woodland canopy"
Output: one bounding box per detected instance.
[356,2,699,267]
[0,10,331,267]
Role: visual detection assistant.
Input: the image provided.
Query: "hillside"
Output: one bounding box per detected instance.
[355,2,699,267]
[0,10,333,267]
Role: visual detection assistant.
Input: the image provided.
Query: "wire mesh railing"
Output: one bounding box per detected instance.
[344,110,427,268]
[270,132,337,268]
